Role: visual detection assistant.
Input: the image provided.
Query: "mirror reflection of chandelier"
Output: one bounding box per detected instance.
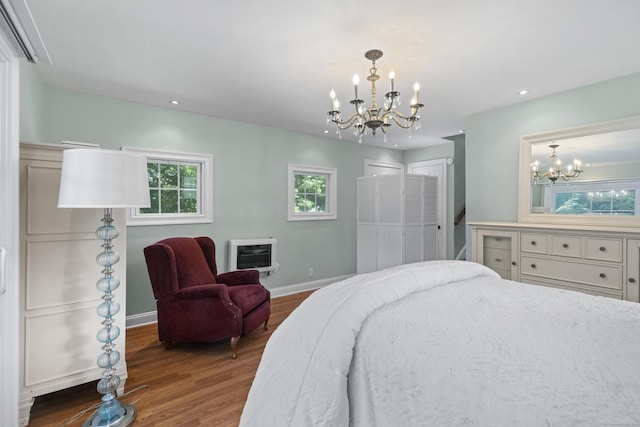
[326,49,423,144]
[531,143,584,184]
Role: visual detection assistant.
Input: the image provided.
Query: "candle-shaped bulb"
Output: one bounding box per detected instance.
[353,74,360,99]
[389,71,395,91]
[413,82,420,103]
[330,89,336,99]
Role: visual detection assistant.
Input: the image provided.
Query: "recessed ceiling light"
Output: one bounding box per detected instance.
[519,89,529,95]
[458,129,465,134]
[323,130,329,134]
[393,143,399,147]
[169,100,180,105]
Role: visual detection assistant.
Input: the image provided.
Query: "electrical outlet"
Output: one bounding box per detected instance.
[308,267,314,277]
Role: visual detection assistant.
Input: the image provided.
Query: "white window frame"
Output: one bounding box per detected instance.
[546,179,640,215]
[288,164,337,221]
[122,147,213,226]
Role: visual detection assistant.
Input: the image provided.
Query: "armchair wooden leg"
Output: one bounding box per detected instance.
[264,317,270,331]
[230,336,240,359]
[160,340,175,349]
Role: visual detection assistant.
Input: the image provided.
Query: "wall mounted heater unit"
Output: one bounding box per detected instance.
[228,238,278,273]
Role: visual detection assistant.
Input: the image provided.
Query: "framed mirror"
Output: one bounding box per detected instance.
[518,114,640,227]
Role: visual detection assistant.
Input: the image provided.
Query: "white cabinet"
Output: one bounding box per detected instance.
[472,229,518,280]
[19,144,128,425]
[470,222,640,302]
[357,174,438,273]
[627,239,640,302]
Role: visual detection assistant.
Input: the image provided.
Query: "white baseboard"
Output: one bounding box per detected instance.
[267,274,353,298]
[125,273,353,329]
[126,311,158,329]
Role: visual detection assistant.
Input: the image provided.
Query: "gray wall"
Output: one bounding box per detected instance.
[465,72,640,225]
[19,64,408,316]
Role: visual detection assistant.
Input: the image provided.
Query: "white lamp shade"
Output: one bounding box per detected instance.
[58,148,151,208]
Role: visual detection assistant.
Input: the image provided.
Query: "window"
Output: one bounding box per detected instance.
[123,147,212,225]
[288,164,337,221]
[548,180,640,216]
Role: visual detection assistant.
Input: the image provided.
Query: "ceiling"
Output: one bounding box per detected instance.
[23,0,640,150]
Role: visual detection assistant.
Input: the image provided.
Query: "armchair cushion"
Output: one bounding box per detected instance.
[170,238,216,287]
[228,285,269,313]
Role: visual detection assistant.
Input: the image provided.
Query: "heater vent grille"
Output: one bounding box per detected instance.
[228,238,277,273]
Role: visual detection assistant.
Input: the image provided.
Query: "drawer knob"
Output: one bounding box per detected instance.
[629,278,637,283]
[562,243,569,248]
[599,273,606,278]
[511,261,516,266]
[495,258,502,262]
[599,246,606,252]
[531,264,536,269]
[531,241,536,245]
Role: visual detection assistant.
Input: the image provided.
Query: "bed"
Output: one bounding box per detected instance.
[239,261,640,426]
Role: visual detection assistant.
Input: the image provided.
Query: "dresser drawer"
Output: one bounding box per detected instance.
[550,235,582,258]
[483,247,512,272]
[521,255,622,290]
[483,236,511,250]
[520,233,547,254]
[520,276,623,300]
[585,237,623,262]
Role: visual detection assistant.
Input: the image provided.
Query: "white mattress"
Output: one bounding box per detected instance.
[240,261,640,426]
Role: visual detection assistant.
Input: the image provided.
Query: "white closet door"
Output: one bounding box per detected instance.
[357,177,378,274]
[377,175,403,270]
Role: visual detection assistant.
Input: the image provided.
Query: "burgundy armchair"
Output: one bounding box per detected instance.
[143,236,270,358]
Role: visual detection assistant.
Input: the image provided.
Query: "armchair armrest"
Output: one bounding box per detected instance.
[174,284,229,299]
[216,269,260,286]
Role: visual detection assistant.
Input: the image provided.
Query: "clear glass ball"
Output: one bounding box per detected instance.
[96,277,120,292]
[97,301,120,318]
[96,225,119,240]
[97,325,120,343]
[97,374,121,394]
[96,251,120,267]
[97,350,120,368]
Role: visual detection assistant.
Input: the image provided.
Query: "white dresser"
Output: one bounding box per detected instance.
[470,222,640,302]
[19,143,129,425]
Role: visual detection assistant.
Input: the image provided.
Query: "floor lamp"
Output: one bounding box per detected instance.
[58,148,150,427]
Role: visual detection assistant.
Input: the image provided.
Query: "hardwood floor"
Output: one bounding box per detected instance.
[27,290,314,427]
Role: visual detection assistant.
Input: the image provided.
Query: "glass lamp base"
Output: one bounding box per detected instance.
[82,403,136,427]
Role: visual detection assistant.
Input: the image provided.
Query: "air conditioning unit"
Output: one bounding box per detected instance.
[228,238,278,274]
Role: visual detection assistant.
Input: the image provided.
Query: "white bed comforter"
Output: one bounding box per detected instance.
[239,261,640,426]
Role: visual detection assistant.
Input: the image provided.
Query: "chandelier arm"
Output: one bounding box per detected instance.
[387,115,418,129]
[388,105,423,121]
[330,113,364,130]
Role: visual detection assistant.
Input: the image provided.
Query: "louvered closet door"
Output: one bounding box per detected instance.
[404,175,424,264]
[357,177,378,274]
[423,176,438,261]
[377,175,403,270]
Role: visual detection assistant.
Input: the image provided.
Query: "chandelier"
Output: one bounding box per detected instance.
[327,49,423,144]
[531,143,584,184]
